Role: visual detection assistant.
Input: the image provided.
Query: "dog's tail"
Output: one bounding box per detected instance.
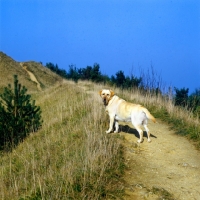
[141,107,156,123]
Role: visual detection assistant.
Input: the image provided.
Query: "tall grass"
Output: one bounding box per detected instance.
[77,79,200,147]
[1,78,199,200]
[0,81,124,199]
[109,85,200,147]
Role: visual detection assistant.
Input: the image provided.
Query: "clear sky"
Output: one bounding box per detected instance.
[0,0,200,93]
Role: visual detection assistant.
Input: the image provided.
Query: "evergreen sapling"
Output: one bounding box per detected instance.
[0,75,42,149]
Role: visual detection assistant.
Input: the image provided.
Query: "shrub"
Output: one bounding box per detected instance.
[0,75,42,150]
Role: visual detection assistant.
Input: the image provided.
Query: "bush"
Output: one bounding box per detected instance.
[174,87,189,107]
[0,75,42,150]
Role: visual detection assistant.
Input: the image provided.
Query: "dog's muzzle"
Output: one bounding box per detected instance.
[103,98,107,106]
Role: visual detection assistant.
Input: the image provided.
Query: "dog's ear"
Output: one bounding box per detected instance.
[99,90,102,96]
[110,90,115,97]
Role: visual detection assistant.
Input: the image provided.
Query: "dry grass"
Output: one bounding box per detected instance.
[73,80,200,145]
[22,61,63,90]
[100,85,200,146]
[0,81,124,200]
[0,52,63,93]
[1,52,199,199]
[1,77,199,199]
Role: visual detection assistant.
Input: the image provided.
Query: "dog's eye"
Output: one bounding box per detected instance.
[107,94,109,96]
[102,93,105,95]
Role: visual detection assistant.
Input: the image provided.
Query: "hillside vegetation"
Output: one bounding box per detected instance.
[0,52,62,93]
[0,52,200,199]
[0,81,124,199]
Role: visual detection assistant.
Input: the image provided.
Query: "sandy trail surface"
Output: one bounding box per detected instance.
[20,62,42,91]
[120,120,200,200]
[73,82,200,199]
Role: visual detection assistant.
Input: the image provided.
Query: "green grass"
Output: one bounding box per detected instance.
[144,100,200,148]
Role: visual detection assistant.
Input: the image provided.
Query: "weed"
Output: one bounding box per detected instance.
[150,186,175,200]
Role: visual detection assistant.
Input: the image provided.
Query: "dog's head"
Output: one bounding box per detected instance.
[99,89,115,106]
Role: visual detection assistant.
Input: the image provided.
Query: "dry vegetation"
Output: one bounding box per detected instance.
[114,86,200,146]
[0,52,62,93]
[1,78,200,199]
[0,51,200,199]
[0,81,124,200]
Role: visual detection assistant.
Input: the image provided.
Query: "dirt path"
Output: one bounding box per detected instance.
[20,62,42,91]
[77,83,200,199]
[120,120,200,200]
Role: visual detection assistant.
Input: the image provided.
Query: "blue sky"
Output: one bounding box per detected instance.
[0,0,200,93]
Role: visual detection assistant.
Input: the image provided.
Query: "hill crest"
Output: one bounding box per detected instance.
[0,52,63,93]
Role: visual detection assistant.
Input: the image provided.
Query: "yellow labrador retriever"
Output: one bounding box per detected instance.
[99,89,156,143]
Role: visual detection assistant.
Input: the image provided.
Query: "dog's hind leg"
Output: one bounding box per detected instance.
[134,124,144,143]
[144,124,151,142]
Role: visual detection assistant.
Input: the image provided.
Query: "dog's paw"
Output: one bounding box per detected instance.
[147,139,151,143]
[106,130,111,134]
[137,139,144,143]
[114,130,118,133]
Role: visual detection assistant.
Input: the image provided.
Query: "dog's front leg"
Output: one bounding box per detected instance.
[114,120,119,133]
[106,115,115,133]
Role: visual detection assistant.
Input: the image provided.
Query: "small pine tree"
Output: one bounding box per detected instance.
[0,75,42,149]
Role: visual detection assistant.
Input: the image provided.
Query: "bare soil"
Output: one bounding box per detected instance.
[76,83,200,199]
[118,120,200,200]
[20,62,42,91]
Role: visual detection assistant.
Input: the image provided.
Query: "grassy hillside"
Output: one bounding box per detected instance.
[0,52,63,93]
[22,61,63,90]
[0,81,124,199]
[0,52,200,199]
[0,52,124,199]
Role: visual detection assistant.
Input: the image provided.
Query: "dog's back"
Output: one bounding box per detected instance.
[113,96,156,123]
